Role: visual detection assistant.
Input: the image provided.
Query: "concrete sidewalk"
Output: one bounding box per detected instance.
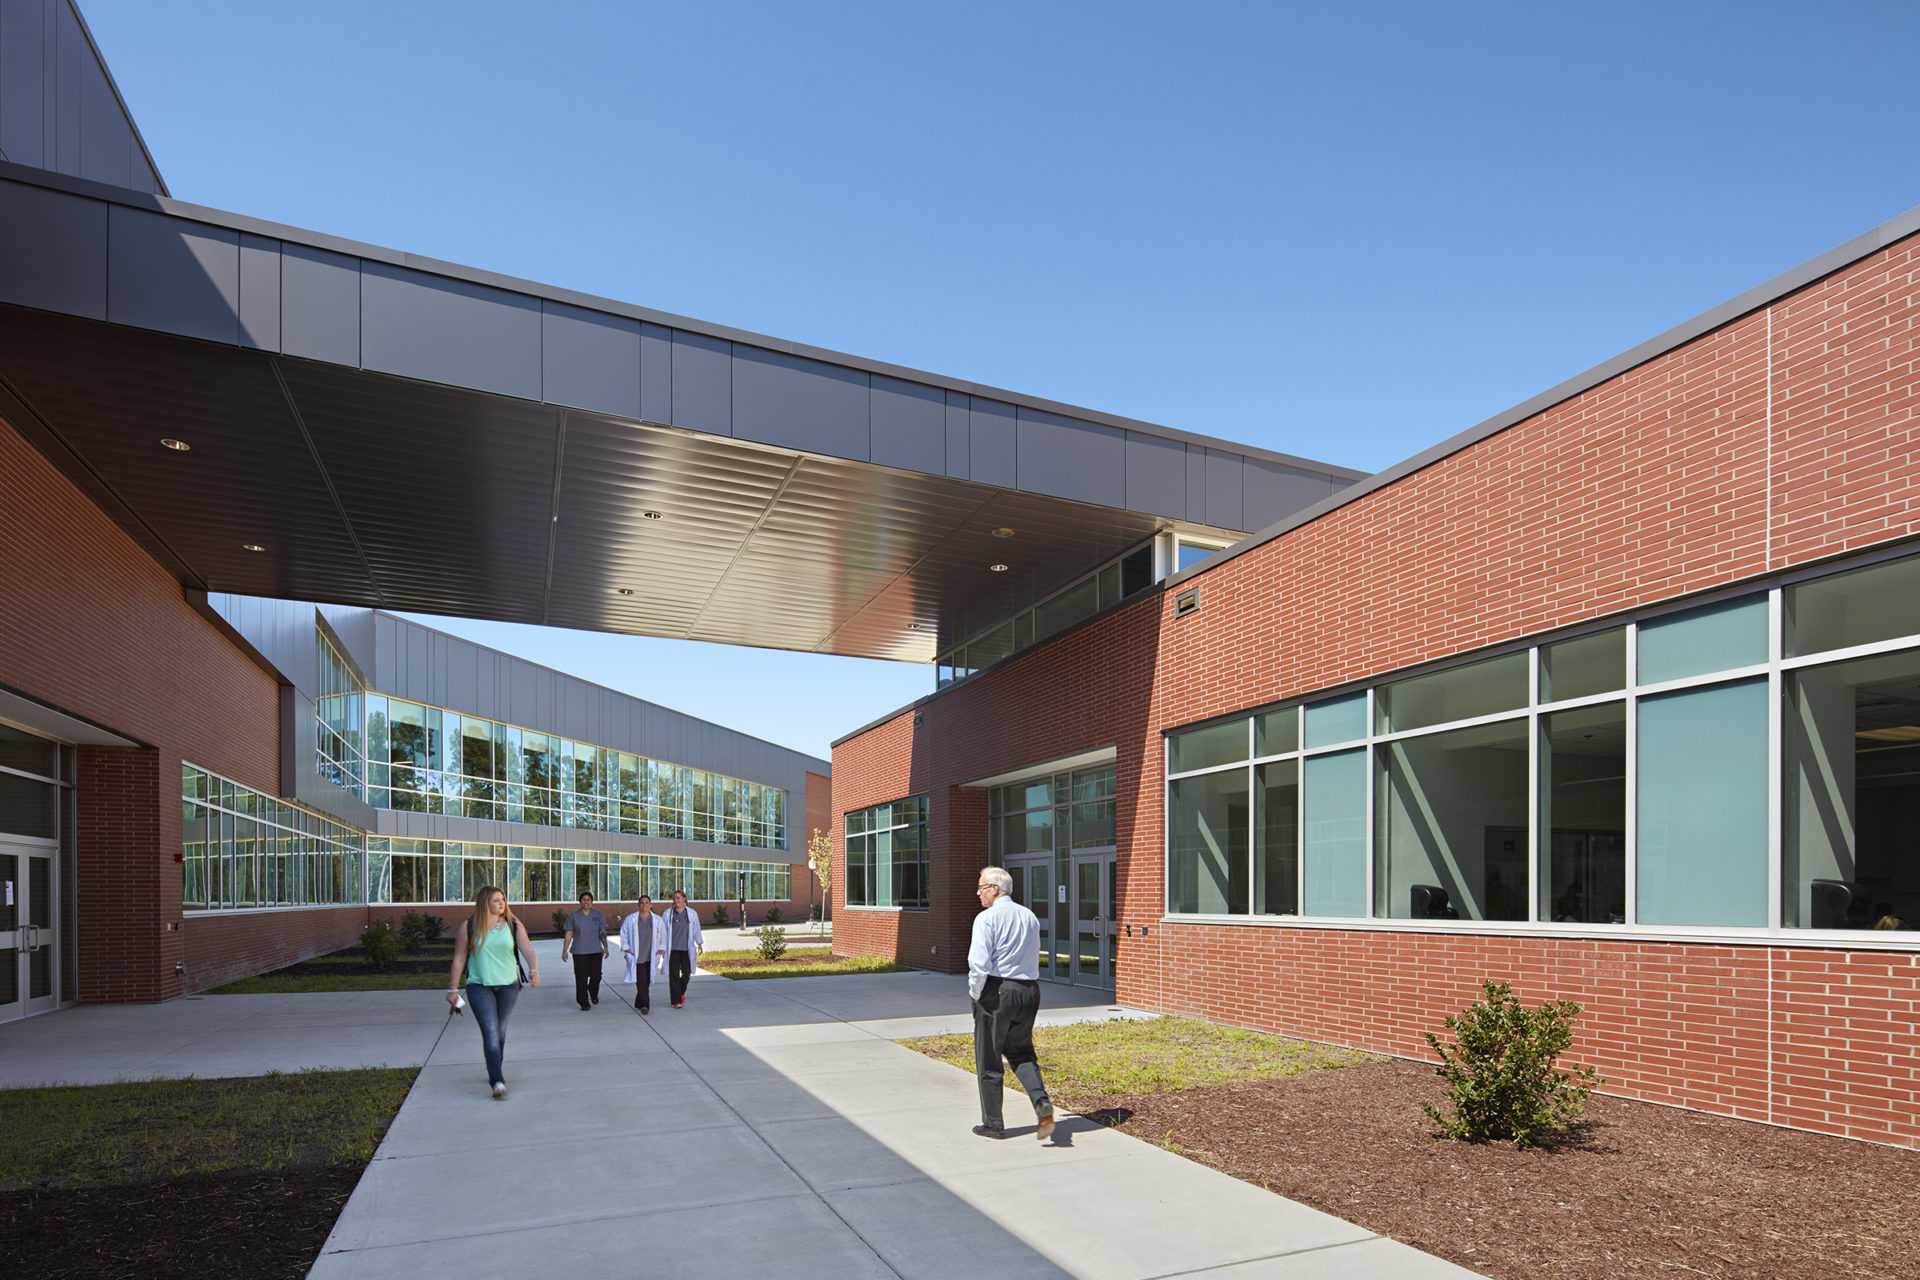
[0,942,1483,1278]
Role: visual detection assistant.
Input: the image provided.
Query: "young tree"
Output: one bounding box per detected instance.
[807,826,833,924]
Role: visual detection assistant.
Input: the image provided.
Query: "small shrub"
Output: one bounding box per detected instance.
[753,924,788,960]
[396,910,446,952]
[357,921,402,972]
[1422,978,1603,1146]
[763,906,783,924]
[550,909,568,935]
[711,904,731,927]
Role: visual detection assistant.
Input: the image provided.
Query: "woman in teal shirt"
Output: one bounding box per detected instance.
[447,885,542,1099]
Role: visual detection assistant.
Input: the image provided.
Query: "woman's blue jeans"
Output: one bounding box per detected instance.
[465,982,521,1087]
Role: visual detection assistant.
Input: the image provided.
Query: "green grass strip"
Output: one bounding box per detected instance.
[705,953,912,980]
[904,1015,1377,1096]
[207,970,451,993]
[0,1067,417,1190]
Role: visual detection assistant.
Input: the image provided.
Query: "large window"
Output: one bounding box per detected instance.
[183,764,363,911]
[361,691,786,850]
[845,797,929,909]
[366,839,790,907]
[1163,548,1920,937]
[315,627,366,800]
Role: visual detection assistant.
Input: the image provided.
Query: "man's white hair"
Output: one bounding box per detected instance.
[980,866,1013,895]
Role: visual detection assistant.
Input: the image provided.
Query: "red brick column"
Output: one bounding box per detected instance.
[76,745,181,1002]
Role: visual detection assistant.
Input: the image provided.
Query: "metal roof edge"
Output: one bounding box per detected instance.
[1161,199,1920,595]
[0,160,1361,480]
[64,1,170,197]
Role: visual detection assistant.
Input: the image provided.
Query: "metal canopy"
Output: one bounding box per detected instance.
[0,165,1363,663]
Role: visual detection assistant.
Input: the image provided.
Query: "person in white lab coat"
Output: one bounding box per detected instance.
[662,889,704,1008]
[619,893,667,1014]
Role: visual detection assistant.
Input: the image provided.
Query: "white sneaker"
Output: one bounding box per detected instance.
[491,1083,508,1100]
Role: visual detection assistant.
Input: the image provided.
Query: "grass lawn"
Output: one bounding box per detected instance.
[0,1068,416,1189]
[209,970,451,993]
[702,948,913,979]
[904,1014,1375,1096]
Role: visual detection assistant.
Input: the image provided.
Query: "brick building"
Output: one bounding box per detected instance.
[831,209,1920,1148]
[0,2,1350,1018]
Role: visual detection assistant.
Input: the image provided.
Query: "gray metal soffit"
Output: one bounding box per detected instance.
[0,163,1363,661]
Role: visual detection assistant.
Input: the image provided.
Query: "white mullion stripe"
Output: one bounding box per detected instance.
[1624,622,1639,926]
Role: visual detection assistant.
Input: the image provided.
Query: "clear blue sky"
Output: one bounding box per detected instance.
[81,0,1920,759]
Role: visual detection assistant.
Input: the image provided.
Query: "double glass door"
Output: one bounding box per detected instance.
[1071,851,1117,989]
[0,836,58,1022]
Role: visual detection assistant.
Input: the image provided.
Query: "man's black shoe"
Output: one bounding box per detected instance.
[590,993,598,1004]
[578,1004,591,1011]
[971,1124,1009,1139]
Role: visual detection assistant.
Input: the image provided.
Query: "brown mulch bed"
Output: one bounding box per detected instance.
[0,1167,360,1279]
[1069,1059,1920,1280]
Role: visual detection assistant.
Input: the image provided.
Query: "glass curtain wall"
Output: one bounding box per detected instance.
[314,629,366,799]
[1164,548,1920,935]
[366,838,791,907]
[361,692,787,850]
[987,765,1119,976]
[182,764,364,910]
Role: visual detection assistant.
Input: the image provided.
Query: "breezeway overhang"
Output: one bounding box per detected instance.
[0,162,1365,663]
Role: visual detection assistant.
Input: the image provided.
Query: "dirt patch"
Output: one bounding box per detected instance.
[1070,1059,1920,1280]
[0,1167,360,1279]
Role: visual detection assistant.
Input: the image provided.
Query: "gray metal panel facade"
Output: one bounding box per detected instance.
[943,391,970,479]
[1244,458,1338,531]
[1184,445,1206,520]
[280,243,360,366]
[870,374,945,474]
[105,204,238,344]
[1124,430,1186,520]
[1016,406,1125,506]
[670,329,731,435]
[360,262,542,400]
[237,232,280,351]
[732,345,870,458]
[0,0,165,194]
[638,321,672,424]
[969,398,1016,486]
[542,300,640,419]
[1203,447,1244,530]
[0,178,103,316]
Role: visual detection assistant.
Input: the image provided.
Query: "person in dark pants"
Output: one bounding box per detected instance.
[662,889,704,1008]
[968,865,1054,1142]
[619,893,665,1014]
[562,890,609,1011]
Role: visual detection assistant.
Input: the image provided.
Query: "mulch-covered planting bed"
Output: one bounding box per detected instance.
[0,1166,360,1280]
[1072,1059,1920,1280]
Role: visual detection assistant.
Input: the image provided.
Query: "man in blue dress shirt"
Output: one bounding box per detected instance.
[968,865,1056,1141]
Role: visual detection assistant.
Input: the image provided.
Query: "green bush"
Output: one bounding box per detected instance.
[550,909,568,935]
[753,924,788,961]
[1422,978,1604,1147]
[763,905,783,924]
[711,904,731,927]
[357,921,402,972]
[396,911,446,952]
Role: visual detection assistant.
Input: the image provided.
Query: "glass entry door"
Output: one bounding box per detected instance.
[1071,850,1116,989]
[0,836,58,1022]
[1005,855,1056,978]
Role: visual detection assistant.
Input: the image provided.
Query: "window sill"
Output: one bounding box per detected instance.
[1156,912,1920,950]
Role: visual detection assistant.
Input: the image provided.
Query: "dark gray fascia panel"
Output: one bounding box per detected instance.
[670,329,731,436]
[969,398,1016,486]
[870,374,946,474]
[281,243,360,366]
[943,391,970,479]
[1124,430,1186,521]
[1016,405,1126,507]
[732,344,871,459]
[1244,457,1339,531]
[360,261,542,401]
[106,204,239,345]
[1203,448,1244,530]
[237,233,281,352]
[541,299,641,419]
[0,178,104,317]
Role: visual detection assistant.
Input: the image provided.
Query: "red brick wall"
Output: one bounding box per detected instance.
[185,907,370,993]
[3,410,302,1002]
[832,230,1920,1145]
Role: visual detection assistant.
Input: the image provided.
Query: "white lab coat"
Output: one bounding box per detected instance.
[619,909,668,987]
[661,906,704,965]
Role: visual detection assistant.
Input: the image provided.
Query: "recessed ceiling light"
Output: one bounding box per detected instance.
[616,588,634,596]
[989,563,1009,573]
[160,438,190,451]
[907,622,927,631]
[642,510,663,520]
[241,543,265,552]
[991,527,1015,538]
